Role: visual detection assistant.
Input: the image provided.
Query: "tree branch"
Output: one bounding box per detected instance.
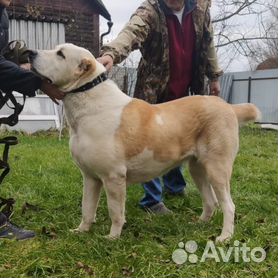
[212,0,258,23]
[216,36,278,48]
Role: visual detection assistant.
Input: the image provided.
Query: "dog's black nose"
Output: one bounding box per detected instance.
[27,50,38,62]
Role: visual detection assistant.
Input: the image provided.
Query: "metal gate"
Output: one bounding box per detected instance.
[220,69,278,125]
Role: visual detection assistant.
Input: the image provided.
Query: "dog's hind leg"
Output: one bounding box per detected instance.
[205,159,235,243]
[74,175,102,233]
[103,173,126,239]
[189,158,218,222]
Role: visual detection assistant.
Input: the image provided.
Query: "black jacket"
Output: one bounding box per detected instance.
[0,6,41,96]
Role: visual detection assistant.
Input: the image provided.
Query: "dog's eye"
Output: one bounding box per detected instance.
[57,50,65,59]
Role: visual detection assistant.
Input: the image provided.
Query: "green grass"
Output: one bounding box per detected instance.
[0,126,277,278]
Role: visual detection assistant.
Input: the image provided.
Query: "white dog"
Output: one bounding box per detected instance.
[31,43,261,242]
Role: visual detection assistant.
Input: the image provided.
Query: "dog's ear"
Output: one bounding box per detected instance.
[78,58,96,74]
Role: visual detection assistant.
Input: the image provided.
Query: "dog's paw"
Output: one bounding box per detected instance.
[70,228,83,234]
[70,227,89,234]
[215,234,232,243]
[198,214,211,222]
[104,234,120,240]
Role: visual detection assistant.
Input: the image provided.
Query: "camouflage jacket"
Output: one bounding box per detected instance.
[100,0,223,104]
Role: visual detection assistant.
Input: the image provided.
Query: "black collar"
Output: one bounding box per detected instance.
[68,72,108,94]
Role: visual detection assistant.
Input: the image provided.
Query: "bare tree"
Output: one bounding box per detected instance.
[212,0,278,70]
[103,0,277,73]
[248,3,278,69]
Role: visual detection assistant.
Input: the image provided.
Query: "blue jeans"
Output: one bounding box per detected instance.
[139,167,186,207]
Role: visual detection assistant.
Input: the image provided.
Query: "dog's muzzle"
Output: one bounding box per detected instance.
[27,50,38,63]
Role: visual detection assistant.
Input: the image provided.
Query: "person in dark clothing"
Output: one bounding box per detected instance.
[0,0,64,103]
[0,0,65,240]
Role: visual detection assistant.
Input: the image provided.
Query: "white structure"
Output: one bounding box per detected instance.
[0,93,61,133]
[0,19,65,133]
[9,19,65,50]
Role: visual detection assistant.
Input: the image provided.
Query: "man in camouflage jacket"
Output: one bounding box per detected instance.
[99,0,223,213]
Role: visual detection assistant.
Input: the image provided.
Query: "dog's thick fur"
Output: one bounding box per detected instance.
[31,43,261,242]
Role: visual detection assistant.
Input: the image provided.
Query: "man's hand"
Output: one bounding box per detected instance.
[20,63,31,70]
[97,55,114,71]
[20,65,65,103]
[209,80,221,96]
[40,79,65,104]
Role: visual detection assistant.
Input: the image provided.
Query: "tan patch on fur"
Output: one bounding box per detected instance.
[115,97,217,162]
[76,58,96,78]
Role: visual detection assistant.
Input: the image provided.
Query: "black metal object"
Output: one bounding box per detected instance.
[92,0,111,21]
[0,90,26,126]
[0,136,18,218]
[91,0,113,48]
[0,136,18,185]
[0,197,15,219]
[233,77,278,81]
[100,21,113,47]
[247,76,252,103]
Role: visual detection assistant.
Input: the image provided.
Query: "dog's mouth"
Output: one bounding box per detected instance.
[31,66,53,84]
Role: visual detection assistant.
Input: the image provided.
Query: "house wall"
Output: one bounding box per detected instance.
[7,0,100,55]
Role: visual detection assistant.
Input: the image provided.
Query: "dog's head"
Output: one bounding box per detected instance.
[30,43,104,92]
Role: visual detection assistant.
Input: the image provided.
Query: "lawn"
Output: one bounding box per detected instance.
[0,125,277,278]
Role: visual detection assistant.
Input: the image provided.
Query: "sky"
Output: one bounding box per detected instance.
[99,0,251,72]
[100,0,142,43]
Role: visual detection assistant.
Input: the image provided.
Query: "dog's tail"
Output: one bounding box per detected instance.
[231,103,261,125]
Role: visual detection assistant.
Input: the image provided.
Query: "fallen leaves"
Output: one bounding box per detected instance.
[76,261,94,275]
[21,202,42,215]
[41,226,57,239]
[121,265,134,276]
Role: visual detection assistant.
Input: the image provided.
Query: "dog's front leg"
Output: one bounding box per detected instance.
[103,173,126,239]
[73,175,102,233]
